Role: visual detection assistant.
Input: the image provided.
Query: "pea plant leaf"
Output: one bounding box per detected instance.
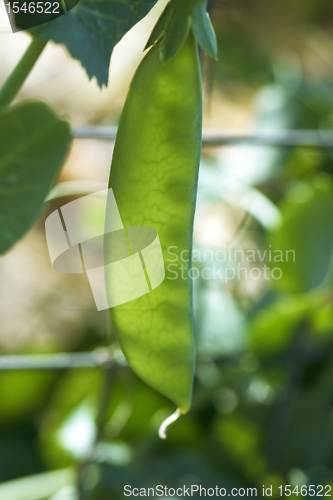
[0,102,71,255]
[192,0,217,59]
[146,0,217,62]
[31,0,159,87]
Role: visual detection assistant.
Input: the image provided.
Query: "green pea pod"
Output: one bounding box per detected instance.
[145,0,217,62]
[107,33,202,431]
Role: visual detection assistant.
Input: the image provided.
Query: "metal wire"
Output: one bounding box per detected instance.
[0,350,115,370]
[72,126,333,148]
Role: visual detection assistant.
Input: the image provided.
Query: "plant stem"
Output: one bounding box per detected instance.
[0,37,47,106]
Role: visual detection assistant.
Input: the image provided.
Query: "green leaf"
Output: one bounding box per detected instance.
[248,295,311,356]
[34,0,159,87]
[268,176,333,294]
[0,102,71,255]
[144,2,173,50]
[214,414,263,465]
[146,0,192,62]
[248,290,333,356]
[279,362,333,470]
[192,0,217,59]
[158,8,191,62]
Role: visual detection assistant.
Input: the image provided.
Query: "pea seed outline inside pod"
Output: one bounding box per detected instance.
[44,188,166,311]
[107,33,202,431]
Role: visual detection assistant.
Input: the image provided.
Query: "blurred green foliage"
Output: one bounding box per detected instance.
[3,0,333,498]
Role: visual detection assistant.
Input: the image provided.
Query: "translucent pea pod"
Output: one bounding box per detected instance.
[106,34,202,419]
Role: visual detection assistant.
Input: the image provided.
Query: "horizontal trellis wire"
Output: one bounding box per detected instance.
[0,350,116,370]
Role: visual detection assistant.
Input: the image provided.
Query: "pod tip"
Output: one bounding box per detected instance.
[158,408,182,439]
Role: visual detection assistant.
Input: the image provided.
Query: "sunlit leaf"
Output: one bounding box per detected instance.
[33,0,159,86]
[0,102,71,254]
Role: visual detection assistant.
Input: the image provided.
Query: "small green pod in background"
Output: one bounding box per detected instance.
[106,29,202,431]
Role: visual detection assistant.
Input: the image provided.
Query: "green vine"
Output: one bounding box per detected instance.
[0,37,47,106]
